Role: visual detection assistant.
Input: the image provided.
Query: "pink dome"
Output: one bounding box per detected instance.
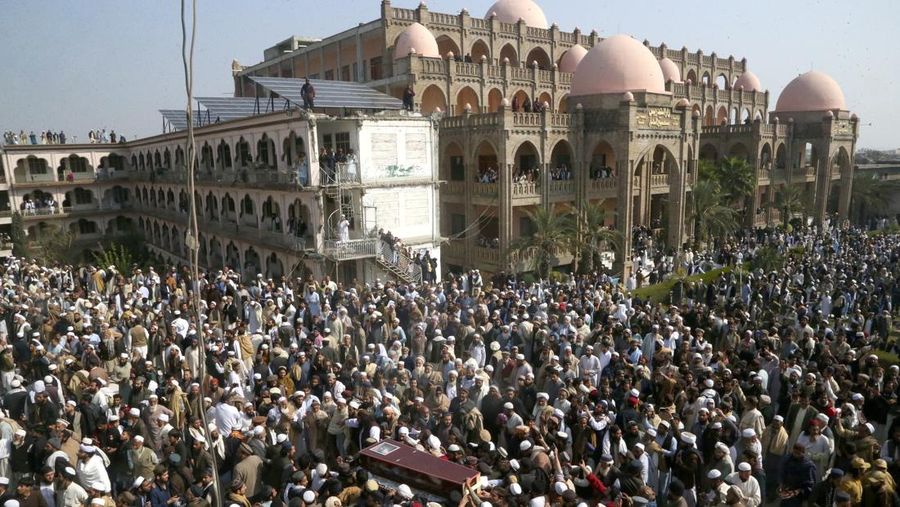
[776,71,846,112]
[658,57,681,83]
[485,0,548,29]
[571,35,667,96]
[733,71,761,92]
[558,45,587,73]
[393,23,440,60]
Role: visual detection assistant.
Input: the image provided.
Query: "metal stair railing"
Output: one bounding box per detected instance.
[375,239,423,284]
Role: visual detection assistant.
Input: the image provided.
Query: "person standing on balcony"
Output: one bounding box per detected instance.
[337,215,350,243]
[402,85,415,112]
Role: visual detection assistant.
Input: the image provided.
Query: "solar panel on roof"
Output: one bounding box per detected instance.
[195,97,290,124]
[248,76,403,110]
[159,109,202,131]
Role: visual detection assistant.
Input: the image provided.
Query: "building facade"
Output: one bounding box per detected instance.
[1,0,861,280]
[234,0,860,278]
[1,109,442,284]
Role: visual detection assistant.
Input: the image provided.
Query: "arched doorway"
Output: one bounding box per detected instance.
[558,94,569,113]
[225,242,241,270]
[261,196,282,232]
[474,141,499,183]
[256,134,276,169]
[538,92,552,111]
[775,144,787,170]
[217,140,233,170]
[716,106,728,125]
[487,88,503,113]
[590,141,616,179]
[686,69,698,84]
[471,40,490,63]
[499,44,518,66]
[444,142,466,181]
[436,35,461,60]
[512,141,540,181]
[420,85,447,114]
[455,86,480,114]
[266,253,284,279]
[716,74,729,90]
[525,47,551,69]
[550,141,574,180]
[704,105,715,126]
[244,247,261,276]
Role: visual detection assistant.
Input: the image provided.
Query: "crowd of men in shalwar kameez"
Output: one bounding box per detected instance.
[0,224,899,507]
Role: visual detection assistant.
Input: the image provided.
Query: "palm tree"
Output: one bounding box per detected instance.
[689,179,739,246]
[851,173,900,225]
[573,202,620,274]
[717,156,756,204]
[509,206,575,279]
[773,183,813,227]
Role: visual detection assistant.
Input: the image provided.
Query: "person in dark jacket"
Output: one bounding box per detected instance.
[779,442,816,507]
[809,467,845,507]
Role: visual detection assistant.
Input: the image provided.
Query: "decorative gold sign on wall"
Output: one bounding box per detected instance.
[636,108,678,130]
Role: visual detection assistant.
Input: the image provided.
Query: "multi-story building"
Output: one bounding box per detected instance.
[1,97,442,284]
[234,0,860,277]
[2,0,861,280]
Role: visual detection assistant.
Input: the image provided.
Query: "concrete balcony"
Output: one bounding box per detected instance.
[512,181,540,200]
[472,182,498,199]
[445,181,466,194]
[442,240,466,260]
[650,173,670,191]
[548,179,575,196]
[588,177,618,198]
[472,245,501,266]
[323,238,378,260]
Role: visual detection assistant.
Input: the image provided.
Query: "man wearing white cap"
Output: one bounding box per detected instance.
[60,466,89,507]
[672,432,702,507]
[726,462,761,507]
[76,444,111,494]
[129,435,158,486]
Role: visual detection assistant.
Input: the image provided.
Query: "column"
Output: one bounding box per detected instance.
[615,159,634,279]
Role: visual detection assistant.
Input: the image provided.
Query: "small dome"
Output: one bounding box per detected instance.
[658,58,682,83]
[393,23,440,60]
[675,98,690,109]
[485,0,548,29]
[558,45,588,73]
[733,71,762,92]
[776,70,846,112]
[571,34,667,96]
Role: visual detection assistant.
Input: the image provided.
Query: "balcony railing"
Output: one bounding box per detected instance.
[651,174,669,188]
[323,238,378,260]
[549,180,575,196]
[473,245,500,264]
[472,182,498,198]
[512,181,540,197]
[445,181,466,194]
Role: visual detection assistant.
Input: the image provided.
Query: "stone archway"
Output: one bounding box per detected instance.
[499,43,518,66]
[487,88,503,113]
[590,141,616,179]
[436,35,461,60]
[455,86,480,115]
[525,47,551,69]
[420,84,447,114]
[550,140,574,179]
[471,39,491,63]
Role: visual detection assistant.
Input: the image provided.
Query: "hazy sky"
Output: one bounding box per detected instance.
[1,0,897,148]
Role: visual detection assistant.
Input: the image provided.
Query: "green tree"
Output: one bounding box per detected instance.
[773,183,813,227]
[31,224,74,265]
[92,242,134,274]
[573,202,620,274]
[509,206,575,279]
[717,157,756,204]
[689,179,739,246]
[10,212,28,257]
[851,173,900,224]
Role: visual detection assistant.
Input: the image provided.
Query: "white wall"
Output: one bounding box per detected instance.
[361,184,434,240]
[357,119,435,183]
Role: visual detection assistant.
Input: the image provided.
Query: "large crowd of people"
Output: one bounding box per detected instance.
[0,224,898,507]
